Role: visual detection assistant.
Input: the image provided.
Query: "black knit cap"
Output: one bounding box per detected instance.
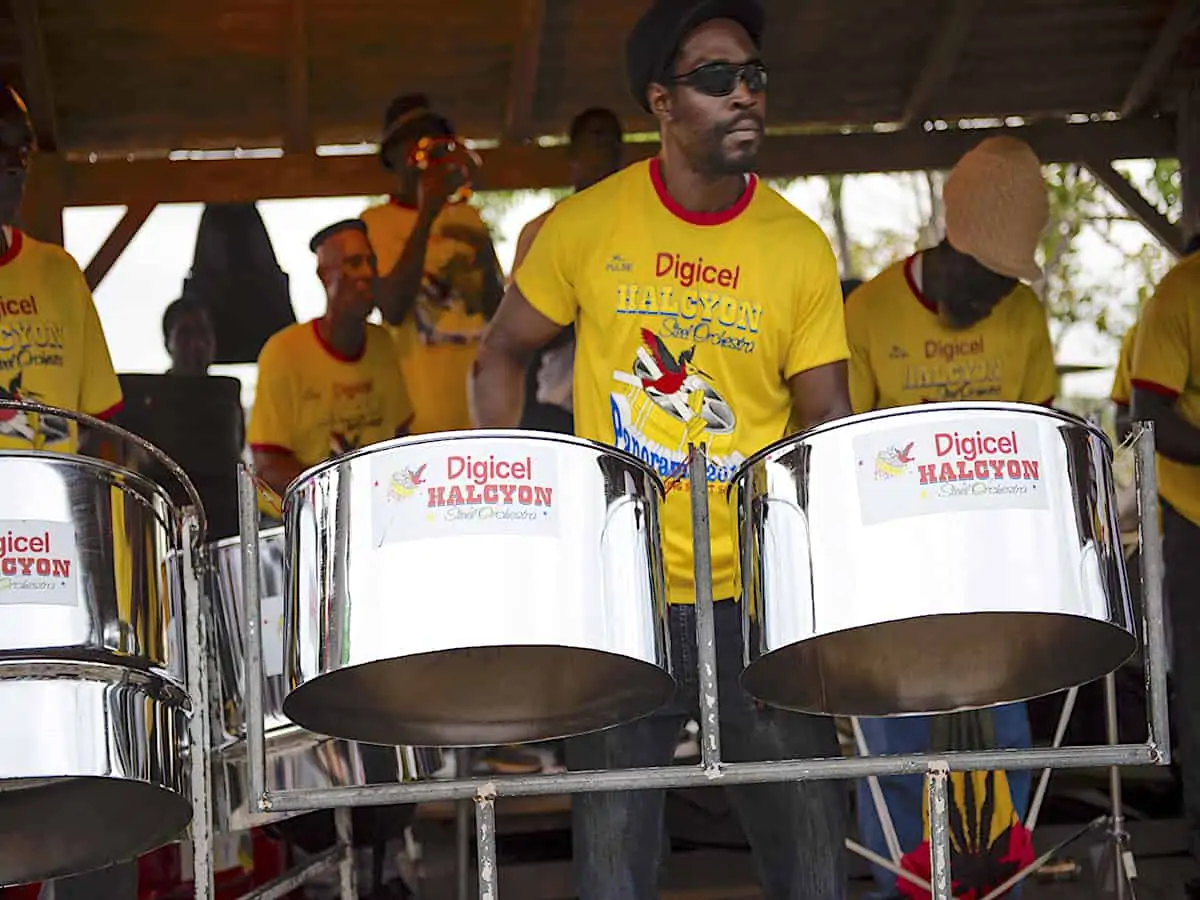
[625,0,764,113]
[379,92,455,170]
[309,219,367,253]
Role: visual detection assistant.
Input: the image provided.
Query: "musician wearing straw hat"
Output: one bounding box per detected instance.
[845,135,1056,899]
[361,93,505,436]
[1129,233,1200,898]
[471,1,854,896]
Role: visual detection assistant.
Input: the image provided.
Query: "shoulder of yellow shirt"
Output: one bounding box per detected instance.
[22,232,88,280]
[1147,250,1200,310]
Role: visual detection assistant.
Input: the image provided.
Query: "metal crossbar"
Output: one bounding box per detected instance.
[178,422,1171,900]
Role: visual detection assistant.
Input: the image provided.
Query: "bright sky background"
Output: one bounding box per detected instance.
[61,165,1165,412]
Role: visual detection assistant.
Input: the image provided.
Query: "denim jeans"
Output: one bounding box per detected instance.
[855,705,1033,899]
[565,600,849,900]
[38,860,138,899]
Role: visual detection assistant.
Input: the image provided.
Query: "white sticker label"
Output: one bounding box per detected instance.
[261,593,285,678]
[371,446,560,546]
[0,519,79,606]
[853,418,1049,526]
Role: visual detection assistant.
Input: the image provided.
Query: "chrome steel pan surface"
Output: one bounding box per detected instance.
[0,449,192,885]
[733,402,1136,717]
[205,528,445,832]
[280,430,672,747]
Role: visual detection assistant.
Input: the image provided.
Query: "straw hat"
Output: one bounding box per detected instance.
[943,136,1049,283]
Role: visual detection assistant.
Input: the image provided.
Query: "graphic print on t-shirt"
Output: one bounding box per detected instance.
[324,377,387,457]
[411,236,487,347]
[0,371,69,445]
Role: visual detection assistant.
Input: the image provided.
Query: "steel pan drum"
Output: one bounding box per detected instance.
[280,431,671,746]
[733,402,1136,716]
[205,529,444,832]
[0,452,192,885]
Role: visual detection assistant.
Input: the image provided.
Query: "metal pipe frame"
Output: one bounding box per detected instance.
[226,422,1171,899]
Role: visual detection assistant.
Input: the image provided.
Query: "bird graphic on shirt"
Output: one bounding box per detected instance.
[0,372,68,444]
[637,328,709,396]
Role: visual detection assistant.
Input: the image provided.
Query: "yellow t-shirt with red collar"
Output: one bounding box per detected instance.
[845,255,1057,413]
[1111,322,1138,407]
[0,229,123,451]
[515,158,849,605]
[1130,251,1200,525]
[360,198,490,435]
[248,320,414,469]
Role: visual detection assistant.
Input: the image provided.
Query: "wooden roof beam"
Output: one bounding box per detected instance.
[83,202,156,291]
[503,0,547,142]
[1084,160,1184,256]
[11,0,59,152]
[1121,0,1200,119]
[901,0,983,129]
[53,119,1176,206]
[283,0,312,154]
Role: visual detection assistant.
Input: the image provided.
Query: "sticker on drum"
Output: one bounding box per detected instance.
[852,417,1049,526]
[261,593,286,677]
[0,519,79,606]
[370,444,561,545]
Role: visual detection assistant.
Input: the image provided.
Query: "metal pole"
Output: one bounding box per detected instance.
[927,762,953,900]
[237,464,268,808]
[1105,671,1130,900]
[1135,422,1171,764]
[455,749,472,900]
[476,790,498,900]
[1024,685,1079,831]
[184,509,215,900]
[852,716,904,864]
[336,807,357,899]
[688,443,722,771]
[236,844,345,900]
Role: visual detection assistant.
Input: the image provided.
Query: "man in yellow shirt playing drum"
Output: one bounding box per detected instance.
[846,136,1057,900]
[1130,240,1200,899]
[470,2,852,897]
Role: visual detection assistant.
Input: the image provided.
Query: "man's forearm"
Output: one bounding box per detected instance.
[479,245,505,320]
[253,452,308,499]
[469,344,529,428]
[377,213,436,325]
[1145,408,1200,465]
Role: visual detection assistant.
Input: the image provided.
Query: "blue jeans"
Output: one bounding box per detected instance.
[565,601,849,900]
[856,705,1033,899]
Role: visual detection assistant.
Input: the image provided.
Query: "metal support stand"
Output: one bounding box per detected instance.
[927,763,953,900]
[475,791,498,900]
[183,508,216,900]
[456,749,473,900]
[688,445,722,771]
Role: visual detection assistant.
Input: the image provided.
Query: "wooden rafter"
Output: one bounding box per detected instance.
[52,119,1175,207]
[283,0,312,154]
[901,0,984,128]
[11,0,58,152]
[1121,0,1200,118]
[1083,161,1184,256]
[503,0,548,142]
[83,203,156,291]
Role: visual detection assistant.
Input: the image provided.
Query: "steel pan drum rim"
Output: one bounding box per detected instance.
[0,398,208,545]
[730,400,1112,491]
[208,523,285,552]
[282,428,666,501]
[0,658,192,710]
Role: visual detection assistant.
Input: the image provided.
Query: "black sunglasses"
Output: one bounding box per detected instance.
[668,61,768,97]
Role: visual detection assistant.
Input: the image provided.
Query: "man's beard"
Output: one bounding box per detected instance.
[940,295,995,330]
[697,119,761,177]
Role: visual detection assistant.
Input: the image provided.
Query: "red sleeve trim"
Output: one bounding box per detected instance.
[1040,397,1055,407]
[250,443,293,455]
[91,400,124,421]
[1111,399,1130,408]
[1131,379,1180,401]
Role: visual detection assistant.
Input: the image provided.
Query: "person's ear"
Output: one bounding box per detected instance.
[647,83,672,123]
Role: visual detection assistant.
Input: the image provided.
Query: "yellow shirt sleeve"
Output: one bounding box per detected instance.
[74,266,123,418]
[783,228,850,381]
[843,289,877,414]
[1132,278,1191,399]
[1017,293,1058,404]
[1110,326,1136,405]
[392,358,415,435]
[247,336,295,452]
[512,203,578,327]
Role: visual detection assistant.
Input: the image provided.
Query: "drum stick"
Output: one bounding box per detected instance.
[844,838,934,894]
[1024,685,1079,832]
[850,716,904,864]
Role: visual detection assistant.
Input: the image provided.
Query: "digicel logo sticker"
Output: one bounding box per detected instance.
[426,454,554,511]
[917,429,1041,485]
[0,528,72,578]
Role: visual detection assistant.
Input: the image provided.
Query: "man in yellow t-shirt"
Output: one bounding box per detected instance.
[248,219,413,498]
[1111,323,1138,443]
[847,135,1055,900]
[1130,246,1200,896]
[471,2,852,896]
[360,93,504,435]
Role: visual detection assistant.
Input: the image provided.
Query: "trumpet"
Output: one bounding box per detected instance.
[408,135,482,204]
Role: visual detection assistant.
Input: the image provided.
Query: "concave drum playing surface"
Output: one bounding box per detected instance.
[281,430,672,747]
[205,528,444,833]
[0,452,192,885]
[732,402,1137,717]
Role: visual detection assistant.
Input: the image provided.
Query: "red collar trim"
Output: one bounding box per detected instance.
[311,319,366,363]
[389,195,418,211]
[649,158,756,226]
[903,254,938,314]
[0,230,24,268]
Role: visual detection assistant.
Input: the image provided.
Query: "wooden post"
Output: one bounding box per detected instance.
[18,153,64,245]
[1178,72,1200,245]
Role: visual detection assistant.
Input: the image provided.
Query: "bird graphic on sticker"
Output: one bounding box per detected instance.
[389,464,428,501]
[875,441,916,480]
